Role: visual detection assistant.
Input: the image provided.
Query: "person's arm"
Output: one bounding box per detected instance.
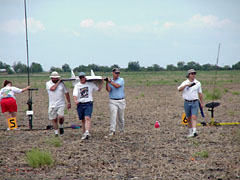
[21,86,30,92]
[198,93,204,108]
[97,79,104,91]
[109,80,121,88]
[73,96,78,105]
[106,78,111,92]
[50,79,61,91]
[178,81,194,92]
[65,92,71,109]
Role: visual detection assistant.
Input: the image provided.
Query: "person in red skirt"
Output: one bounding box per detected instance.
[0,80,30,130]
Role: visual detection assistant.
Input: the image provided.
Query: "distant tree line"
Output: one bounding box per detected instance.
[1,60,240,74]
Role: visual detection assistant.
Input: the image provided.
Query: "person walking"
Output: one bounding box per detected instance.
[46,71,71,137]
[106,68,126,136]
[0,80,30,130]
[178,69,204,137]
[73,72,103,140]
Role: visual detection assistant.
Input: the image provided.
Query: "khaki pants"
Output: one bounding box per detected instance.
[109,99,126,132]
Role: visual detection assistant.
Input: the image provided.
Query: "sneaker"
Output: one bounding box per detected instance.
[193,132,198,137]
[109,131,115,136]
[81,131,90,140]
[59,128,64,135]
[187,132,198,138]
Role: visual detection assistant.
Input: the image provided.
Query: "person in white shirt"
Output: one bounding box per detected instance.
[46,71,71,136]
[73,72,103,140]
[178,69,204,137]
[0,80,30,130]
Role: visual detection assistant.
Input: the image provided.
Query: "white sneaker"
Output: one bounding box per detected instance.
[187,132,198,138]
[81,131,90,140]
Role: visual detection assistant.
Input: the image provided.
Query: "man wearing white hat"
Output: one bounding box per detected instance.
[46,71,71,136]
[178,69,204,137]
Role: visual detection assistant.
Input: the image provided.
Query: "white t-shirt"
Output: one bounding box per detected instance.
[0,86,22,100]
[46,80,68,108]
[178,79,202,100]
[73,82,98,103]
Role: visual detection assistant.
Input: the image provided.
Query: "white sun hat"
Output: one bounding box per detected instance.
[50,71,61,78]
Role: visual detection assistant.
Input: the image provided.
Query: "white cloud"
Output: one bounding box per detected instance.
[0,19,23,34]
[189,14,232,28]
[27,17,45,33]
[95,21,115,29]
[0,18,45,34]
[80,19,94,28]
[80,19,115,29]
[163,22,176,28]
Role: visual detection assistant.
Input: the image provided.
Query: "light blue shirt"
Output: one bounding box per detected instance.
[109,77,125,99]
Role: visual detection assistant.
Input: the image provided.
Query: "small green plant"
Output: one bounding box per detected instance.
[190,139,200,147]
[232,91,240,95]
[64,108,68,115]
[46,137,62,147]
[26,148,53,168]
[193,150,209,158]
[223,88,229,93]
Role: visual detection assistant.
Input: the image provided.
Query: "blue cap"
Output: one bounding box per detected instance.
[78,72,86,76]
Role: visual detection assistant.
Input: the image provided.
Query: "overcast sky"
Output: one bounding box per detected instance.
[0,0,240,71]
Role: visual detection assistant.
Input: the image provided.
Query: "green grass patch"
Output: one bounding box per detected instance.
[232,91,240,95]
[46,137,62,147]
[203,89,222,100]
[193,150,209,158]
[26,148,53,168]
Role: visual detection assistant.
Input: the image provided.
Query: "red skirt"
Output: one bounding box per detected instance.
[1,97,17,113]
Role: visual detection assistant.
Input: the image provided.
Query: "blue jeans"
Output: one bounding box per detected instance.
[184,100,199,118]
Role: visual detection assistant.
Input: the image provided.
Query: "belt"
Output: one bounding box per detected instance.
[185,99,198,102]
[110,98,124,100]
[79,101,92,104]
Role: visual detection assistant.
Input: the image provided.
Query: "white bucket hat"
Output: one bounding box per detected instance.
[50,71,61,78]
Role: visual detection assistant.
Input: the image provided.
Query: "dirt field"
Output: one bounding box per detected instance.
[0,72,239,180]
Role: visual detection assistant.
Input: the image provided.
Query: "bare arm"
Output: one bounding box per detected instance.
[50,79,61,91]
[199,93,204,108]
[106,78,111,92]
[22,86,30,92]
[178,83,193,92]
[73,96,78,105]
[109,80,121,88]
[65,92,71,109]
[97,79,104,91]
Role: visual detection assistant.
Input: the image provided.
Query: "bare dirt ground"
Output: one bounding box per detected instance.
[0,77,240,180]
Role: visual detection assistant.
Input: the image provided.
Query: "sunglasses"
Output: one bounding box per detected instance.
[79,76,85,79]
[190,72,196,75]
[115,72,120,74]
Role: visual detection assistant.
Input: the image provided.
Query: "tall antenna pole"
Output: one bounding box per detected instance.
[212,43,221,102]
[24,0,30,88]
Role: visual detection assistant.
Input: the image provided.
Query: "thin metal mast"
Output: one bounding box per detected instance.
[24,0,30,88]
[212,43,221,102]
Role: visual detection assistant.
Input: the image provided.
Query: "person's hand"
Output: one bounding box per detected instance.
[74,100,79,105]
[200,102,204,108]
